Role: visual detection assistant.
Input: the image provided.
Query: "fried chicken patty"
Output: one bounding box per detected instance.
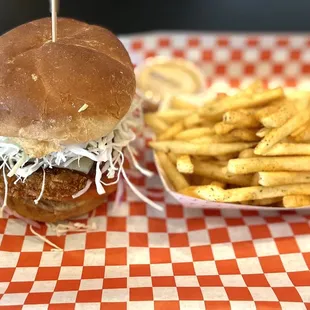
[0,168,89,201]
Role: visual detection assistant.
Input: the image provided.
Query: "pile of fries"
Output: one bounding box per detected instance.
[145,81,310,208]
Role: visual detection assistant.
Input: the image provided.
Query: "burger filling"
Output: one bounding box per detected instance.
[0,99,142,215]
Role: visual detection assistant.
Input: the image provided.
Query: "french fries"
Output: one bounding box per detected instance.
[255,109,310,155]
[154,110,190,124]
[201,87,284,117]
[228,156,310,174]
[156,152,189,191]
[256,128,270,138]
[192,159,253,186]
[150,141,255,156]
[230,129,259,142]
[167,152,177,164]
[265,143,310,156]
[283,195,310,208]
[144,114,168,134]
[258,172,310,186]
[223,110,260,127]
[179,186,201,198]
[176,155,194,174]
[170,96,197,110]
[238,148,256,158]
[175,127,214,140]
[146,80,310,208]
[259,102,297,128]
[191,135,239,144]
[195,183,310,203]
[157,121,184,141]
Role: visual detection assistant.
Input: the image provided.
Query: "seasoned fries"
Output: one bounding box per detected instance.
[255,109,310,155]
[175,127,214,140]
[258,172,310,186]
[201,87,284,117]
[154,110,190,124]
[144,114,168,134]
[228,156,310,174]
[150,141,255,156]
[283,195,310,208]
[223,111,260,127]
[265,143,310,156]
[145,80,310,208]
[156,152,189,191]
[176,155,194,174]
[170,96,197,110]
[259,101,297,128]
[192,159,253,186]
[195,184,310,203]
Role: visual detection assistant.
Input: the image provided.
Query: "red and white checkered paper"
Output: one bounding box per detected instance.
[0,33,310,310]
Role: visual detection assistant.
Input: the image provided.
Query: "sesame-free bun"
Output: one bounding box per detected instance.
[0,18,135,154]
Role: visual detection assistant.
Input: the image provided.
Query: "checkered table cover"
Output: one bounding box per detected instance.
[0,33,310,310]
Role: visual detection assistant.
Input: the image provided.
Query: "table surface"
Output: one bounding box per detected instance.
[1,0,310,34]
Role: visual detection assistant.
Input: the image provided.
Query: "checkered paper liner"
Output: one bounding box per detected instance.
[0,33,309,310]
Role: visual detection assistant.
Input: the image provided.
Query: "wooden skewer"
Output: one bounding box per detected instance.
[50,0,59,42]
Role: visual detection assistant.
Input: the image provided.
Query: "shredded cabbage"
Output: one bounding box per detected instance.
[0,97,164,220]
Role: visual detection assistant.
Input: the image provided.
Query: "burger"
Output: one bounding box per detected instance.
[0,18,136,223]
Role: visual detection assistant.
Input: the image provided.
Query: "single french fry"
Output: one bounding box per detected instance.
[256,128,270,138]
[150,141,256,156]
[258,171,310,186]
[214,122,235,135]
[210,181,226,189]
[192,159,253,186]
[251,173,260,186]
[228,156,310,175]
[215,121,261,136]
[252,197,282,206]
[156,151,189,191]
[170,97,197,110]
[294,125,310,142]
[167,152,177,165]
[175,127,214,140]
[184,113,202,128]
[201,87,284,117]
[283,195,310,208]
[223,111,260,127]
[178,186,201,198]
[144,114,168,134]
[155,110,190,124]
[191,135,239,144]
[259,102,298,128]
[230,129,260,142]
[254,109,310,155]
[265,143,310,156]
[195,183,310,203]
[158,121,184,141]
[255,101,283,120]
[176,155,194,174]
[238,148,257,158]
[291,121,310,137]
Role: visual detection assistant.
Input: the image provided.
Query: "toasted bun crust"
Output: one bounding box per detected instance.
[8,183,117,222]
[0,18,135,150]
